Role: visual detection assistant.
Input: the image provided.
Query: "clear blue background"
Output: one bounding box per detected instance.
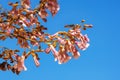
[0,0,120,80]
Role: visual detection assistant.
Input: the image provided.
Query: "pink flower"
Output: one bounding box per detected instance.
[13,54,27,71]
[69,28,81,36]
[51,33,58,37]
[58,46,71,64]
[30,36,39,46]
[83,34,89,42]
[33,56,40,67]
[76,28,81,33]
[19,20,27,27]
[48,33,58,39]
[50,45,59,61]
[5,28,11,36]
[46,0,60,16]
[22,20,30,27]
[21,0,30,9]
[71,46,80,59]
[75,41,89,50]
[67,40,80,59]
[21,40,30,49]
[57,37,66,44]
[44,47,51,54]
[38,8,48,22]
[69,30,77,36]
[65,40,74,53]
[29,14,38,25]
[61,53,71,63]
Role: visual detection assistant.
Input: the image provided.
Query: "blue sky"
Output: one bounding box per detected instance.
[0,0,120,80]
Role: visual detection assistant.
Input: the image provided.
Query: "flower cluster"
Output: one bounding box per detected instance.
[0,48,40,74]
[0,0,92,75]
[45,25,91,64]
[38,0,59,21]
[0,49,27,74]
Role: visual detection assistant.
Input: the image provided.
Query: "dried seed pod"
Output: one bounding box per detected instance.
[7,64,11,70]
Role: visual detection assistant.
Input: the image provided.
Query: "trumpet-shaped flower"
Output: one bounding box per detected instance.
[33,56,40,67]
[50,45,59,61]
[58,46,71,64]
[57,37,66,45]
[13,54,27,71]
[75,41,89,50]
[67,40,80,59]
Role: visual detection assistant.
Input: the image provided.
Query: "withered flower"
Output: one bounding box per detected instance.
[0,62,7,71]
[0,36,6,40]
[7,64,11,70]
[0,54,3,58]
